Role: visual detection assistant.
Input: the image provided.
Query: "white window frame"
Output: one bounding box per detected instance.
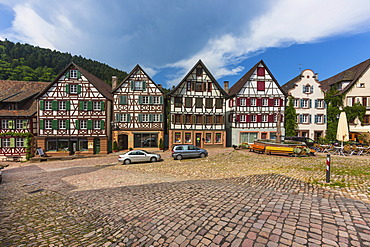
[93,120,101,129]
[250,98,256,106]
[302,99,309,108]
[153,96,161,104]
[142,114,150,122]
[45,120,52,129]
[302,115,309,123]
[274,99,280,106]
[262,115,268,122]
[134,81,143,91]
[262,98,268,106]
[240,115,246,122]
[142,96,150,104]
[294,99,299,108]
[80,120,87,129]
[16,138,24,147]
[70,84,78,94]
[16,120,23,129]
[251,115,257,122]
[2,138,10,147]
[303,85,311,93]
[317,99,323,108]
[316,115,323,124]
[70,70,78,78]
[59,101,66,110]
[93,101,101,111]
[45,101,52,110]
[347,98,352,107]
[2,120,8,129]
[152,114,160,122]
[240,98,246,106]
[59,120,66,129]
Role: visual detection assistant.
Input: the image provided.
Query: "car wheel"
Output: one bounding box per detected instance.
[176,155,183,160]
[124,159,131,165]
[150,157,157,162]
[200,153,206,158]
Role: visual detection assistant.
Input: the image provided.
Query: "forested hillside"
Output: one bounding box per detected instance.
[0,40,128,84]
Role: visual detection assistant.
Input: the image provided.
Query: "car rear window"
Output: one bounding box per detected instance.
[175,146,183,150]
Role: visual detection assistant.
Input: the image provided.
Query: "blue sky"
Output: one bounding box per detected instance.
[1,0,370,89]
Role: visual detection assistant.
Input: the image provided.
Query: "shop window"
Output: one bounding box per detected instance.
[185,133,191,143]
[174,132,181,143]
[134,133,158,148]
[205,133,212,143]
[215,133,222,143]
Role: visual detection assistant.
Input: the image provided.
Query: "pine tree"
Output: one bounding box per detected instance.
[284,96,298,136]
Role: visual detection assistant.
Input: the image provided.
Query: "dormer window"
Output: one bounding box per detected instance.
[70,70,78,78]
[196,68,203,76]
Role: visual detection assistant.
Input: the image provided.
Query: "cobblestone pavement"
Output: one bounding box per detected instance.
[0,153,370,246]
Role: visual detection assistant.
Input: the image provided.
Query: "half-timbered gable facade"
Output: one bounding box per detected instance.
[36,62,113,156]
[282,69,326,140]
[321,59,370,140]
[111,65,165,150]
[0,81,48,160]
[169,60,228,148]
[227,60,286,145]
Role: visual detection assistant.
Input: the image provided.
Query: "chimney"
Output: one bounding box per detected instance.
[112,76,118,89]
[158,83,163,90]
[314,73,319,80]
[224,81,229,93]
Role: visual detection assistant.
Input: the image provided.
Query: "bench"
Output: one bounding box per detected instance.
[4,156,21,162]
[249,144,265,154]
[265,146,294,156]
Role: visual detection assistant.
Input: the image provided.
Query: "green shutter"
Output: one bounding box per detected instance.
[138,114,142,122]
[101,101,105,111]
[77,85,82,94]
[52,101,58,110]
[66,120,70,130]
[77,71,81,79]
[115,113,120,122]
[65,71,70,78]
[10,138,15,148]
[66,84,70,94]
[127,114,131,122]
[160,96,163,104]
[52,119,58,130]
[120,95,127,105]
[79,101,84,110]
[149,114,153,122]
[149,96,153,104]
[40,119,44,130]
[40,100,45,110]
[87,120,93,130]
[142,81,146,91]
[66,101,71,111]
[100,120,105,130]
[22,120,28,129]
[8,120,14,129]
[75,120,80,130]
[130,81,135,91]
[138,96,142,104]
[160,114,163,122]
[0,139,2,148]
[87,101,93,111]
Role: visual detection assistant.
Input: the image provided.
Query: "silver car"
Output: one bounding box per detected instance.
[118,150,161,165]
[172,145,208,160]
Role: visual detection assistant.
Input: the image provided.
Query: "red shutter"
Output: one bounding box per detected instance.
[257,115,262,122]
[236,98,241,106]
[268,98,273,106]
[257,67,265,76]
[280,98,284,106]
[246,114,250,122]
[236,114,240,122]
[257,98,262,106]
[246,98,251,106]
[208,82,212,92]
[268,114,274,122]
[257,81,265,91]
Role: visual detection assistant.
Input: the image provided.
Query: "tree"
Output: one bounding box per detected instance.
[324,87,343,142]
[284,96,298,136]
[344,102,366,123]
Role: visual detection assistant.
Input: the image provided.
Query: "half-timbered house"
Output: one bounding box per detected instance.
[111,65,165,150]
[36,62,113,156]
[0,81,48,160]
[227,60,286,145]
[169,60,228,148]
[282,69,326,140]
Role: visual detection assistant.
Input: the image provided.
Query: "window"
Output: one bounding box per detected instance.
[215,133,222,143]
[185,98,192,108]
[251,115,257,122]
[70,70,78,78]
[294,99,299,108]
[250,98,256,106]
[142,114,150,122]
[301,99,309,108]
[303,85,312,93]
[257,81,265,91]
[134,81,143,91]
[3,138,10,147]
[205,133,212,143]
[262,115,268,122]
[274,99,280,106]
[16,120,23,129]
[59,101,66,110]
[315,115,323,124]
[117,114,129,123]
[205,98,213,108]
[70,84,78,94]
[300,114,310,123]
[153,96,161,104]
[196,115,203,124]
[59,120,66,129]
[134,133,158,148]
[185,133,191,143]
[152,114,161,122]
[142,96,150,104]
[187,81,192,91]
[240,115,246,122]
[45,101,52,110]
[358,83,365,88]
[195,82,204,91]
[174,97,182,107]
[80,120,87,129]
[16,138,24,147]
[2,120,8,129]
[93,101,101,111]
[79,139,88,151]
[316,99,324,108]
[174,132,181,143]
[205,115,213,124]
[363,97,368,106]
[44,120,52,129]
[196,68,203,76]
[185,114,192,124]
[257,67,265,76]
[196,98,203,108]
[262,98,268,106]
[240,132,258,144]
[80,101,88,111]
[174,114,182,124]
[240,98,246,106]
[93,120,101,129]
[215,115,222,124]
[215,99,222,109]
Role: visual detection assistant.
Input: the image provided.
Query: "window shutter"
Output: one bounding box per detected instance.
[130,81,135,91]
[127,114,131,122]
[77,71,81,79]
[229,99,233,107]
[52,100,58,111]
[65,71,70,78]
[100,101,105,111]
[315,99,318,108]
[22,120,28,129]
[66,101,71,111]
[300,99,303,108]
[268,98,273,106]
[100,120,105,130]
[314,115,318,123]
[159,96,163,104]
[66,84,70,94]
[40,100,45,110]
[142,81,146,91]
[280,99,284,106]
[246,114,251,123]
[160,114,163,122]
[257,98,262,106]
[236,98,240,106]
[299,114,303,124]
[79,101,84,110]
[246,98,251,106]
[309,99,312,108]
[309,115,312,123]
[87,120,93,130]
[268,114,274,123]
[149,114,153,122]
[138,114,142,122]
[236,114,240,122]
[311,86,314,93]
[52,119,58,130]
[115,113,121,122]
[9,120,14,129]
[257,115,262,122]
[40,119,44,130]
[66,120,70,130]
[75,120,80,130]
[87,101,93,111]
[138,96,142,104]
[77,85,82,94]
[120,95,127,105]
[149,96,153,104]
[324,115,327,124]
[10,138,15,148]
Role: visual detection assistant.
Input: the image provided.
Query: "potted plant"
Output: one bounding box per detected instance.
[159,138,164,151]
[113,141,118,152]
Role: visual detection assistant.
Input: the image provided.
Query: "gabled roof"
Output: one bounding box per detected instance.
[320,59,370,93]
[38,62,113,101]
[169,60,228,97]
[0,80,48,117]
[112,64,165,94]
[228,60,286,96]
